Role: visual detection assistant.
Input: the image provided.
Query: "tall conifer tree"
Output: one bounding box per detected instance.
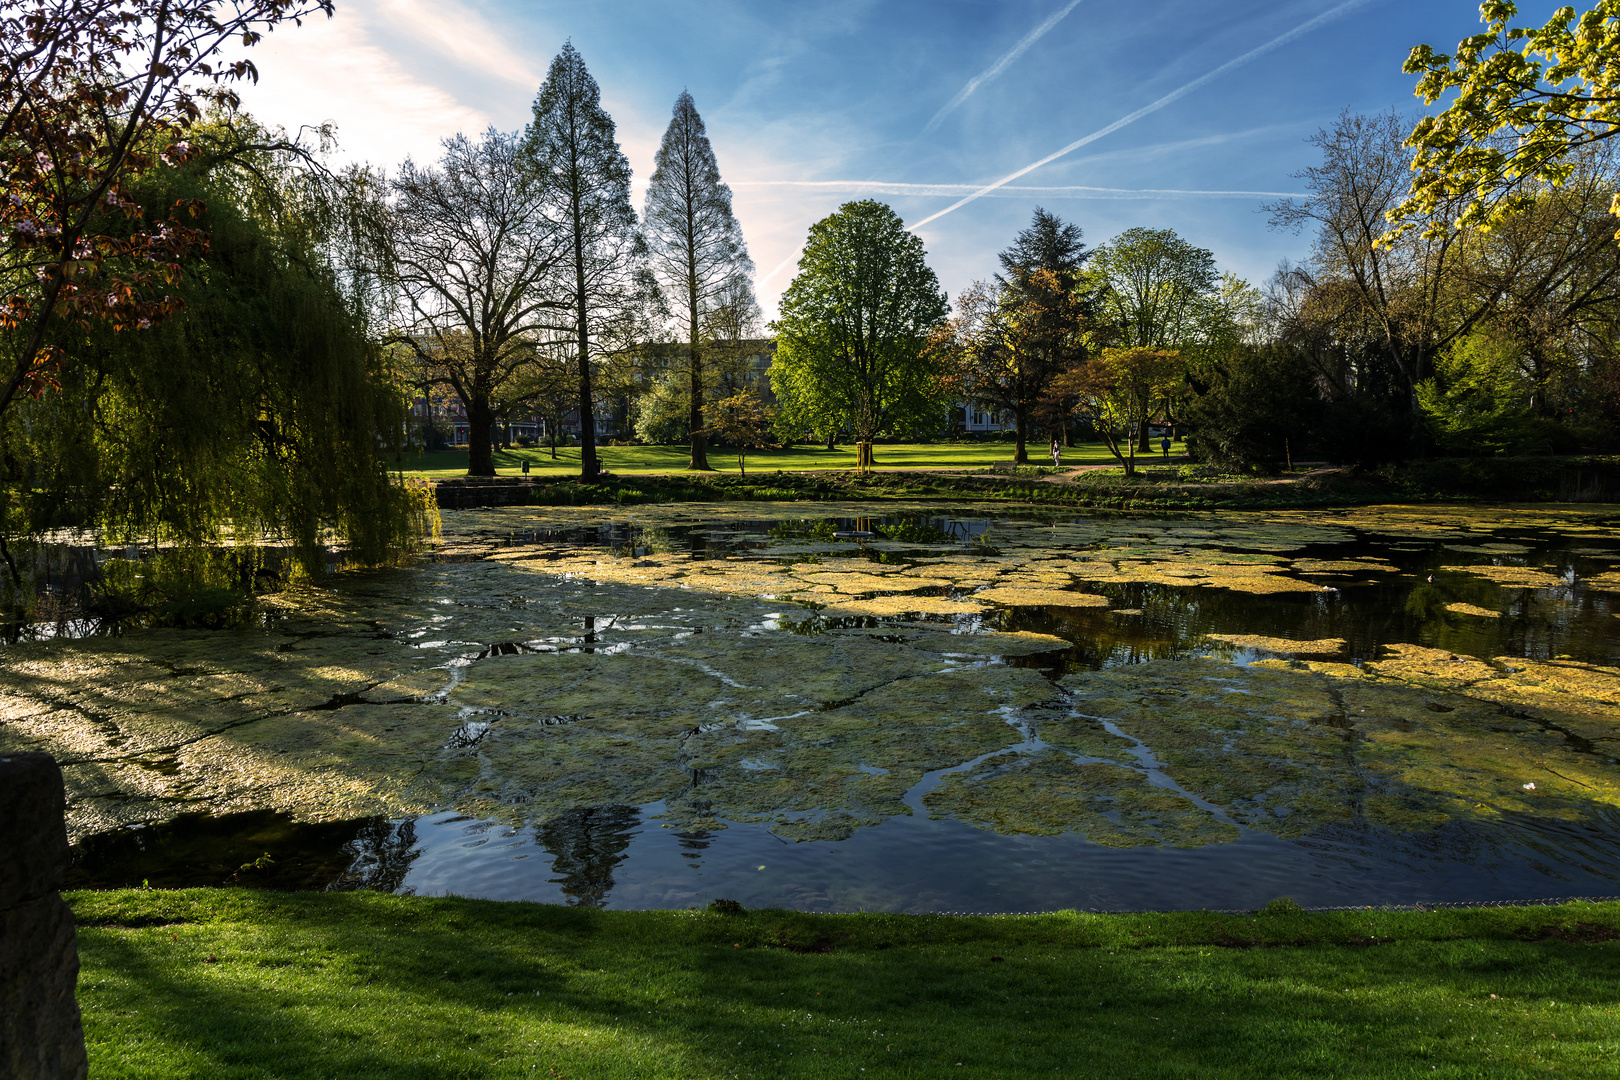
[643,91,754,471]
[523,43,644,478]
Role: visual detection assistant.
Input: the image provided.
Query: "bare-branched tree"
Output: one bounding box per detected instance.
[386,129,567,476]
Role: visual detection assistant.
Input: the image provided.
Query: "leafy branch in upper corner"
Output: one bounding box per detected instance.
[1389,1,1620,242]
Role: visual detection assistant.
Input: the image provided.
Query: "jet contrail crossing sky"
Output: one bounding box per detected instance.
[732,181,1310,199]
[922,0,1086,134]
[908,0,1375,232]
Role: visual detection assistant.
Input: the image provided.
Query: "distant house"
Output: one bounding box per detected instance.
[959,403,1013,434]
[412,396,616,450]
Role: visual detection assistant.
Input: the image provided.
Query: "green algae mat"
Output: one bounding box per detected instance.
[69,889,1620,1079]
[10,502,1620,910]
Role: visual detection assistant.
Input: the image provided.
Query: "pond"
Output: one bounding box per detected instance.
[9,501,1620,912]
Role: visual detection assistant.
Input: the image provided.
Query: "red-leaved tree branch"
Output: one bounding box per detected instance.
[0,0,331,414]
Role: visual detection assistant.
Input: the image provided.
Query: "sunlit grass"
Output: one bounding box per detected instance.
[72,889,1620,1079]
[395,440,1137,479]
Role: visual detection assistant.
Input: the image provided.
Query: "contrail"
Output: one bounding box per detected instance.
[908,0,1375,231]
[732,180,1309,199]
[750,180,1307,288]
[923,0,1085,134]
[759,248,803,287]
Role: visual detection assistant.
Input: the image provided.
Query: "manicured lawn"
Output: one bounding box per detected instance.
[71,889,1620,1078]
[395,440,1139,479]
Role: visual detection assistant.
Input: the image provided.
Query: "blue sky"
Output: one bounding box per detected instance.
[235,1,1562,319]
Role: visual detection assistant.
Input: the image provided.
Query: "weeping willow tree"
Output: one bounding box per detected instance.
[0,114,432,620]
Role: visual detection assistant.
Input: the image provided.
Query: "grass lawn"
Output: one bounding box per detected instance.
[395,440,1142,479]
[71,889,1620,1078]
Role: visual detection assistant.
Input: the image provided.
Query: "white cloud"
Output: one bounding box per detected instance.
[371,0,542,87]
[235,4,490,166]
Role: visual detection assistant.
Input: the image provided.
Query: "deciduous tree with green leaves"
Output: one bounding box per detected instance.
[0,114,431,610]
[1048,347,1182,476]
[0,0,332,423]
[1393,1,1620,240]
[930,269,1088,464]
[702,387,774,476]
[769,200,948,453]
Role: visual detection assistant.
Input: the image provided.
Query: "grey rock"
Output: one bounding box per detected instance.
[0,893,87,1079]
[0,753,88,1079]
[0,753,68,909]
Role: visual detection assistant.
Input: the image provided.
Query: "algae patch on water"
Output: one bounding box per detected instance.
[1445,603,1502,619]
[9,500,1619,857]
[1206,635,1348,657]
[922,750,1238,847]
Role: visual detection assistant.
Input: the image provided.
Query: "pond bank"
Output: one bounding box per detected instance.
[71,888,1620,1079]
[429,454,1620,510]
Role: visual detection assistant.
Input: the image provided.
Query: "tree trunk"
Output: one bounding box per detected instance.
[575,240,598,479]
[1013,408,1028,464]
[688,340,710,469]
[466,395,496,477]
[826,432,835,450]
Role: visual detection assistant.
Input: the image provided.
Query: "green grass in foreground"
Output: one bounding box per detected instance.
[70,889,1620,1078]
[397,440,1131,479]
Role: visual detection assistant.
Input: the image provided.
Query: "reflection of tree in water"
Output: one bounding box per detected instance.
[537,806,639,907]
[328,818,421,893]
[997,568,1616,671]
[672,829,713,860]
[673,794,715,862]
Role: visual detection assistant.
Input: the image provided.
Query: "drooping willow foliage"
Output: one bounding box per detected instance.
[0,114,433,606]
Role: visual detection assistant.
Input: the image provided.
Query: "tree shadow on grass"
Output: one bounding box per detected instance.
[75,893,1620,1078]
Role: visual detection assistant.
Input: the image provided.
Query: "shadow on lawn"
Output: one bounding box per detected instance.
[75,894,1619,1078]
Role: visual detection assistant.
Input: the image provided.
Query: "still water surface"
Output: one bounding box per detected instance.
[54,504,1620,911]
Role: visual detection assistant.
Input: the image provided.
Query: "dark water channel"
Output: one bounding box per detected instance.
[58,507,1620,912]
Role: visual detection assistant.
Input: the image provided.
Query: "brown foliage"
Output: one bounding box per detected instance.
[0,0,328,414]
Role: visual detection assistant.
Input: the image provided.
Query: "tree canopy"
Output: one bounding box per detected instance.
[0,0,331,425]
[523,43,649,479]
[1050,348,1182,476]
[769,200,948,444]
[997,206,1088,286]
[933,269,1087,463]
[386,129,567,477]
[1392,1,1620,241]
[1085,227,1217,351]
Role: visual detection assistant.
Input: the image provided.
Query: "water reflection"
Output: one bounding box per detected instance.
[536,805,640,908]
[64,801,1620,912]
[329,819,421,893]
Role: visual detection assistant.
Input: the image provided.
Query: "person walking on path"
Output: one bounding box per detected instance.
[1160,436,1172,459]
[1050,438,1061,469]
